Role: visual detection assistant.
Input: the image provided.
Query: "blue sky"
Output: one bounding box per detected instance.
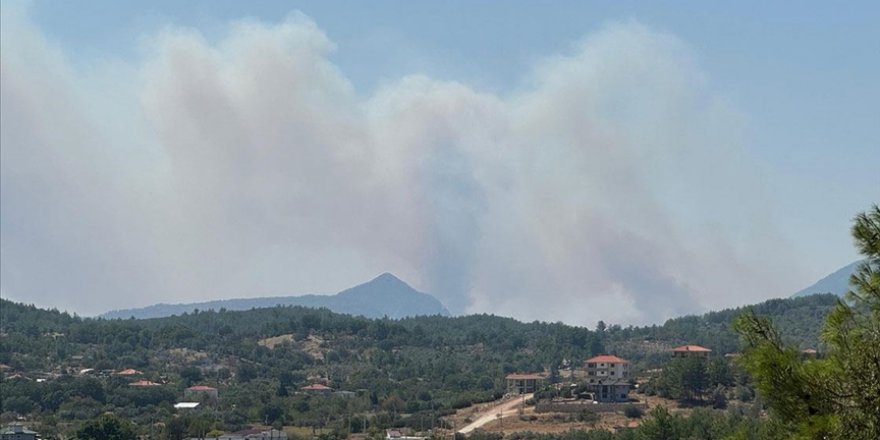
[1,1,878,324]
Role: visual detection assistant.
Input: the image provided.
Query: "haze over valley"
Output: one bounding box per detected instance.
[3,2,877,327]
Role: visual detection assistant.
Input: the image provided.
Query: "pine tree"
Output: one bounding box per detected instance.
[735,204,880,439]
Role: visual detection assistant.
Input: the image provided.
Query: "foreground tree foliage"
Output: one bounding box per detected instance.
[74,414,136,440]
[735,204,880,439]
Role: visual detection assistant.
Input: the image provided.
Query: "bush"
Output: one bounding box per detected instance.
[578,410,600,423]
[624,406,644,418]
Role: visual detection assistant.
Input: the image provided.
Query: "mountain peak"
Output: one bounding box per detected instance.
[371,272,405,284]
[99,273,450,320]
[334,273,450,317]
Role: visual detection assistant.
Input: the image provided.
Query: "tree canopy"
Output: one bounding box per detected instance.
[735,204,880,439]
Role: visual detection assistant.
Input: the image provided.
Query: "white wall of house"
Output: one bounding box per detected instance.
[585,361,628,382]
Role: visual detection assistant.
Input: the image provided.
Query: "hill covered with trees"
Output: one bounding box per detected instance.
[0,287,836,438]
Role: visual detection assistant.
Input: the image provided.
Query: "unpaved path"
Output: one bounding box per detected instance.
[457,394,533,434]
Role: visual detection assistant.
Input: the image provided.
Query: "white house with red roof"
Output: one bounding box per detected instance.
[585,354,629,381]
[584,354,631,402]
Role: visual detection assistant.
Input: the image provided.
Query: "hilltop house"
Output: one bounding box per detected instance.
[505,373,546,394]
[671,345,712,359]
[1,424,38,440]
[584,355,630,402]
[184,385,219,400]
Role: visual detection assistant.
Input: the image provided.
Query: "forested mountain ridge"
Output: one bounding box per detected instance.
[1,292,837,374]
[0,292,836,437]
[99,272,450,320]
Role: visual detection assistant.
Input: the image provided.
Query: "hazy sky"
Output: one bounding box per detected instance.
[2,1,878,326]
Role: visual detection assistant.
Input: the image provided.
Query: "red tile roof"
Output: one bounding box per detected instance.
[672,345,712,352]
[130,380,161,387]
[186,385,217,391]
[586,354,628,364]
[301,383,332,391]
[115,368,142,376]
[505,373,546,380]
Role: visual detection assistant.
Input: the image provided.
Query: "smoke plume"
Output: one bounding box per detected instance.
[1,8,801,325]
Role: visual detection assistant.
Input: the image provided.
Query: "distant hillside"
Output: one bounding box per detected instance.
[791,260,863,298]
[606,293,839,367]
[99,273,450,320]
[1,288,836,435]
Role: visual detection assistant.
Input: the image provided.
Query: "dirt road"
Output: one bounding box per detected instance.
[457,394,533,434]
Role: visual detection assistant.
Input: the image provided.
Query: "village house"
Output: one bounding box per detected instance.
[130,379,162,387]
[584,354,630,402]
[184,385,219,400]
[671,344,712,359]
[585,354,629,381]
[505,373,546,394]
[1,424,38,440]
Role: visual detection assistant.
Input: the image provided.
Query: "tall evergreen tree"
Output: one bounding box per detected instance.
[735,204,880,439]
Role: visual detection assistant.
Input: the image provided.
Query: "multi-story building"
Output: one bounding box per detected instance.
[585,354,629,381]
[584,354,630,402]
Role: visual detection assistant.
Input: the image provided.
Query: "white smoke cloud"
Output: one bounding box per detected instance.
[0,8,802,325]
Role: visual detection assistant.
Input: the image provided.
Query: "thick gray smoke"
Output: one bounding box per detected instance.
[0,9,803,324]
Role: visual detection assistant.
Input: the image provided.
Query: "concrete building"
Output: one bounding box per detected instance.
[585,354,629,381]
[585,379,631,403]
[505,373,546,393]
[1,424,38,440]
[584,355,630,402]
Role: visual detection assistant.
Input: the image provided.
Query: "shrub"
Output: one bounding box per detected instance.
[624,406,644,418]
